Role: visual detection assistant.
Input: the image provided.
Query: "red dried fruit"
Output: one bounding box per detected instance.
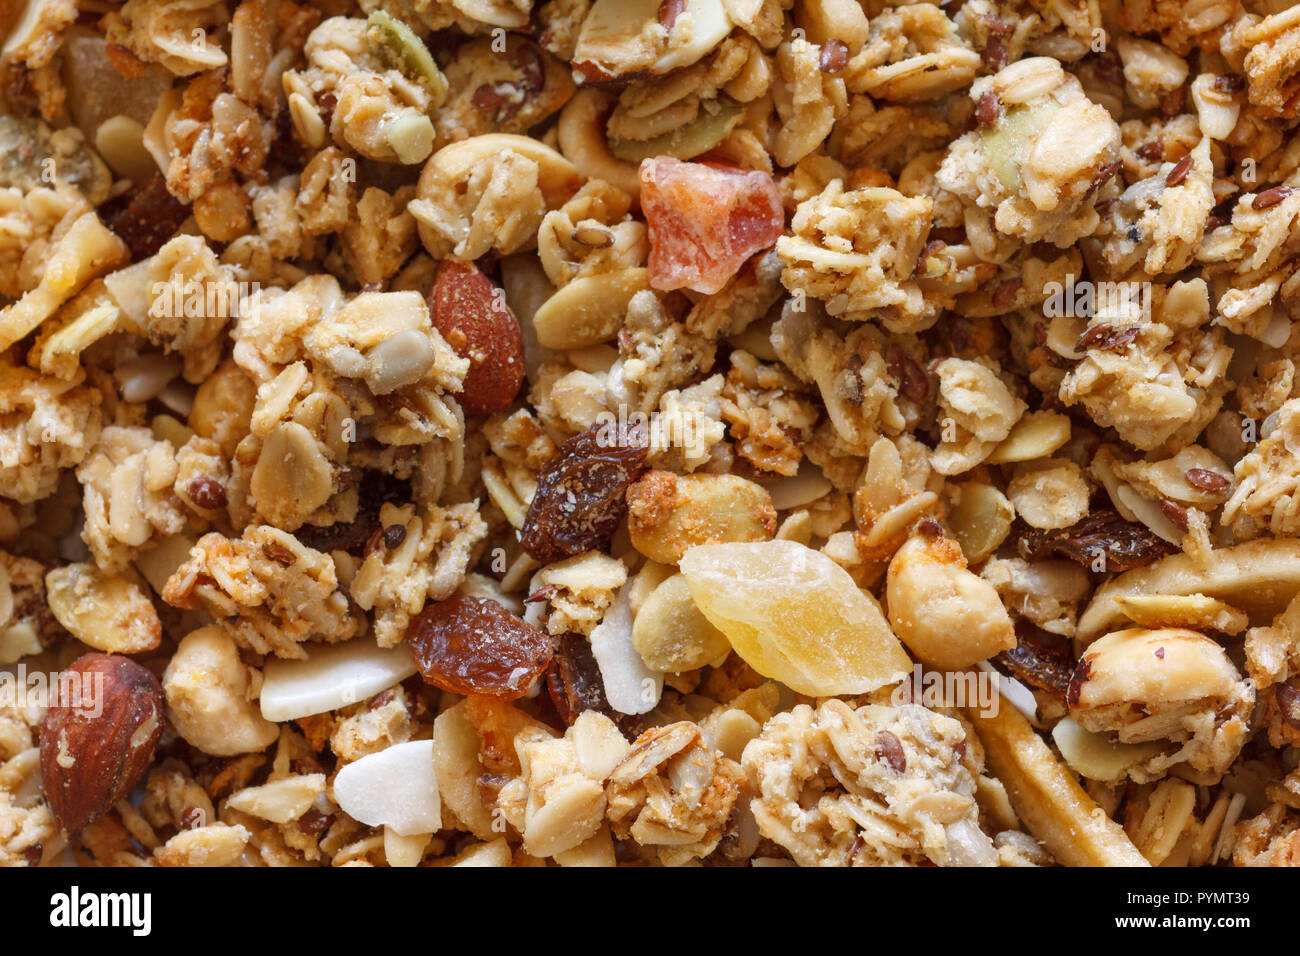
[430,259,526,417]
[994,622,1076,698]
[99,176,191,261]
[520,420,649,564]
[408,595,552,699]
[1016,510,1175,572]
[639,157,784,295]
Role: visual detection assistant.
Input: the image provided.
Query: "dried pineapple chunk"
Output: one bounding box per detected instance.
[679,540,912,696]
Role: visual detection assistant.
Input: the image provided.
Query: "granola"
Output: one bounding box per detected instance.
[1,0,1299,873]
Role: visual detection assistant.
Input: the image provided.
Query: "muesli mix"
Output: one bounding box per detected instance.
[0,0,1298,868]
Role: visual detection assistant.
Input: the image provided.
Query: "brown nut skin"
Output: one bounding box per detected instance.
[39,652,165,833]
[429,259,526,417]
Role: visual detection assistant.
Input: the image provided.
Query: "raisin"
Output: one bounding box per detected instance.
[1016,509,1175,572]
[546,634,606,721]
[296,472,410,554]
[383,524,407,549]
[98,176,191,261]
[408,595,552,699]
[520,421,649,564]
[298,808,334,836]
[545,633,636,733]
[993,622,1076,698]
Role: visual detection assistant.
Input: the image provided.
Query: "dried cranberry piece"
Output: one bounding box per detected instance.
[408,595,552,699]
[521,421,649,564]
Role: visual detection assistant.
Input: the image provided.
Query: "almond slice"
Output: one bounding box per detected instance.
[966,697,1149,866]
[333,740,441,836]
[1078,539,1300,643]
[260,639,417,722]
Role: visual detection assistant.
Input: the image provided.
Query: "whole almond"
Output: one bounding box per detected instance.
[430,259,526,417]
[39,653,165,833]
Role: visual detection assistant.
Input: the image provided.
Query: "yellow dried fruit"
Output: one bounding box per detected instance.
[679,540,911,696]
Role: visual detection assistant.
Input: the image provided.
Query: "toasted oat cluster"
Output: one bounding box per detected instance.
[1,0,1299,869]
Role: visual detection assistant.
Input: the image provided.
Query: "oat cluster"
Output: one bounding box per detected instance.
[1,0,1299,868]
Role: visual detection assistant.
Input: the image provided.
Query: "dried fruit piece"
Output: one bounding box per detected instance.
[430,260,526,416]
[296,472,411,555]
[1016,510,1174,572]
[98,175,191,261]
[680,540,911,696]
[521,421,649,564]
[408,595,552,699]
[546,632,626,728]
[40,653,165,832]
[640,157,784,295]
[993,622,1076,698]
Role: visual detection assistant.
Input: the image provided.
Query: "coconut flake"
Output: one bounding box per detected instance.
[260,639,417,721]
[333,740,441,836]
[590,584,662,715]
